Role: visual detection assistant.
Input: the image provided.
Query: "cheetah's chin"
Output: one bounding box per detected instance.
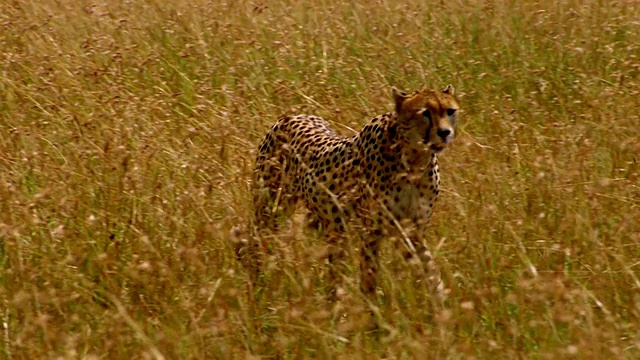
[430,144,447,152]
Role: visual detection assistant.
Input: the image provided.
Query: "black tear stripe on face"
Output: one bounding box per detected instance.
[422,109,432,144]
[423,121,433,144]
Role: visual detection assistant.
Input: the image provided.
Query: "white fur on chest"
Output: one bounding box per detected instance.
[386,166,439,223]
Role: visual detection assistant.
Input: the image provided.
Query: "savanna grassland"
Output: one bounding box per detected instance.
[1,0,639,358]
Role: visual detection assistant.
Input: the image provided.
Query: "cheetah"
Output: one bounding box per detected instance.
[242,85,459,303]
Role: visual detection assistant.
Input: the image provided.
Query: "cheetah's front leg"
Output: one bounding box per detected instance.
[401,232,446,306]
[325,231,349,301]
[360,231,382,300]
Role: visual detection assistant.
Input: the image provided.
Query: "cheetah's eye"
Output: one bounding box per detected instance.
[422,109,431,121]
[447,108,457,116]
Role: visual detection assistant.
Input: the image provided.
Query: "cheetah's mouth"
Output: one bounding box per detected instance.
[423,134,446,152]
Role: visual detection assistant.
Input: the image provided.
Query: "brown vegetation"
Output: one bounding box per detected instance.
[1,0,639,358]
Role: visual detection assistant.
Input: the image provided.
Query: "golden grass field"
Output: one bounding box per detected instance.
[1,0,639,358]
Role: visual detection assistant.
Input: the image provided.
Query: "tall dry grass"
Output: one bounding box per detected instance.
[1,0,639,358]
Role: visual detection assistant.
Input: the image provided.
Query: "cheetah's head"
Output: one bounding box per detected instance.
[392,85,459,152]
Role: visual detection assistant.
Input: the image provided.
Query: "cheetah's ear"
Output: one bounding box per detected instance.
[443,84,455,96]
[391,87,408,112]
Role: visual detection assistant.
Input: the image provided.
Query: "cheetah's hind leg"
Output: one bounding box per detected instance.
[232,178,298,285]
[228,223,263,286]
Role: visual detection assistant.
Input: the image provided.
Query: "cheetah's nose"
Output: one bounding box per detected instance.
[437,129,452,141]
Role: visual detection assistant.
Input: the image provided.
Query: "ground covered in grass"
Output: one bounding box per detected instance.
[1,0,639,358]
